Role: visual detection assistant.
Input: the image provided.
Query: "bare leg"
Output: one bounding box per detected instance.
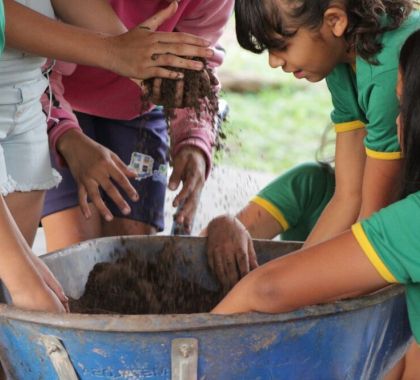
[384,356,406,380]
[212,230,389,314]
[42,204,157,252]
[401,342,420,380]
[102,217,157,237]
[42,205,102,252]
[5,190,45,246]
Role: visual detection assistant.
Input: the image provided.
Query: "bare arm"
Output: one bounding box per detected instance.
[358,157,402,219]
[304,129,366,247]
[212,230,387,314]
[237,202,285,239]
[51,0,127,34]
[5,0,113,68]
[0,196,64,312]
[4,0,213,80]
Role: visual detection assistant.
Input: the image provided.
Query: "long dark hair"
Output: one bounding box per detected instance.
[235,0,413,63]
[399,30,420,198]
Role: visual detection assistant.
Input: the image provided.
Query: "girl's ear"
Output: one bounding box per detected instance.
[323,7,348,38]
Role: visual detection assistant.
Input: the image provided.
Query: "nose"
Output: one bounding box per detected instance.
[268,51,286,69]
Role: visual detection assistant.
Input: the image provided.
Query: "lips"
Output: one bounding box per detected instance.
[293,70,305,79]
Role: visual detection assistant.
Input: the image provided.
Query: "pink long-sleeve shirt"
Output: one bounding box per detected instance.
[46,0,233,175]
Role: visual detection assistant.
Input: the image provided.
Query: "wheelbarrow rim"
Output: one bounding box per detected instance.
[0,284,404,332]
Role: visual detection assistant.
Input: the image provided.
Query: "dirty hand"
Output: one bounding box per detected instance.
[28,253,69,312]
[169,146,207,233]
[11,282,66,313]
[57,130,139,221]
[149,67,214,108]
[205,215,258,290]
[106,1,214,81]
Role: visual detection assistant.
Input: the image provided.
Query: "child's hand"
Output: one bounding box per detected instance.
[170,146,207,234]
[28,254,69,312]
[205,215,258,290]
[106,2,214,81]
[11,284,66,313]
[57,130,139,222]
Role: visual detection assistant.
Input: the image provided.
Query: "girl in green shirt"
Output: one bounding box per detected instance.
[213,27,420,377]
[205,0,419,285]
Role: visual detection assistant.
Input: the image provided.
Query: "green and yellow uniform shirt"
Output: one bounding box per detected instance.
[352,191,420,344]
[0,0,5,55]
[326,12,420,159]
[251,163,335,241]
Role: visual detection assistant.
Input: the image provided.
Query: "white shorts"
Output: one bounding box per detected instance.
[0,75,61,195]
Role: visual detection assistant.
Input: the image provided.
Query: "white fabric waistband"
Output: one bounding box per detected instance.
[0,76,48,105]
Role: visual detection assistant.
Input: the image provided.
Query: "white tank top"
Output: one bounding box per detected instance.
[0,0,55,91]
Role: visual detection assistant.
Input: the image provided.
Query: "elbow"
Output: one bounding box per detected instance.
[248,269,297,314]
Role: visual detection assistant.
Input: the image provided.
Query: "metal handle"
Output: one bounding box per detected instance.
[171,338,198,380]
[40,335,78,380]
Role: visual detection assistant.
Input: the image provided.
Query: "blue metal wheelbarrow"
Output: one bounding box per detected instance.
[0,236,411,379]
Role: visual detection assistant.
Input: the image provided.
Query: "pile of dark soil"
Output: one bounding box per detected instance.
[70,249,225,315]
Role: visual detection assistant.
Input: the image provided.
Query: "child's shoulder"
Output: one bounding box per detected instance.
[357,11,420,79]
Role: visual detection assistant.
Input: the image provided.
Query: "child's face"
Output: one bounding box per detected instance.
[267,4,350,82]
[268,25,348,82]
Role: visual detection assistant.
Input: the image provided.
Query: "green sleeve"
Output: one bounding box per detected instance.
[252,163,334,231]
[354,192,420,344]
[357,192,420,283]
[0,0,4,55]
[326,64,366,133]
[362,70,402,159]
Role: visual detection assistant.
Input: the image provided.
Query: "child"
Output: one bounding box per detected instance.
[204,0,418,283]
[212,28,420,380]
[204,161,335,288]
[40,0,234,251]
[0,0,211,313]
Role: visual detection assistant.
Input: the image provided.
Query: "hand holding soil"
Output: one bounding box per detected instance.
[141,57,219,125]
[170,146,207,234]
[106,2,215,81]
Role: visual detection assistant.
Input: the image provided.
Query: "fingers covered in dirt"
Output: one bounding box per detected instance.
[106,2,213,80]
[57,131,138,221]
[206,215,258,290]
[169,147,206,233]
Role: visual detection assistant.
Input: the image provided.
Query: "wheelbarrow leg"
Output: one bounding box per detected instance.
[171,338,198,380]
[40,335,78,380]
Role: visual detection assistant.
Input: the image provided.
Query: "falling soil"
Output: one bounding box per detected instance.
[70,247,225,315]
[141,57,226,152]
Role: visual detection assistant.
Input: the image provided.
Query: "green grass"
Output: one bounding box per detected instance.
[217,85,332,174]
[216,16,333,174]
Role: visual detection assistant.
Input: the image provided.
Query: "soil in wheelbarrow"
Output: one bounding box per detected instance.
[141,57,226,152]
[69,248,226,315]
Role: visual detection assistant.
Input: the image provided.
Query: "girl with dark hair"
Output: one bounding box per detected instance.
[204,0,420,284]
[212,28,420,379]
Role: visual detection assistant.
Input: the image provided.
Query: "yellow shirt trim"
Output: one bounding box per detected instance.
[365,148,403,160]
[351,223,398,283]
[334,120,365,133]
[251,196,290,231]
